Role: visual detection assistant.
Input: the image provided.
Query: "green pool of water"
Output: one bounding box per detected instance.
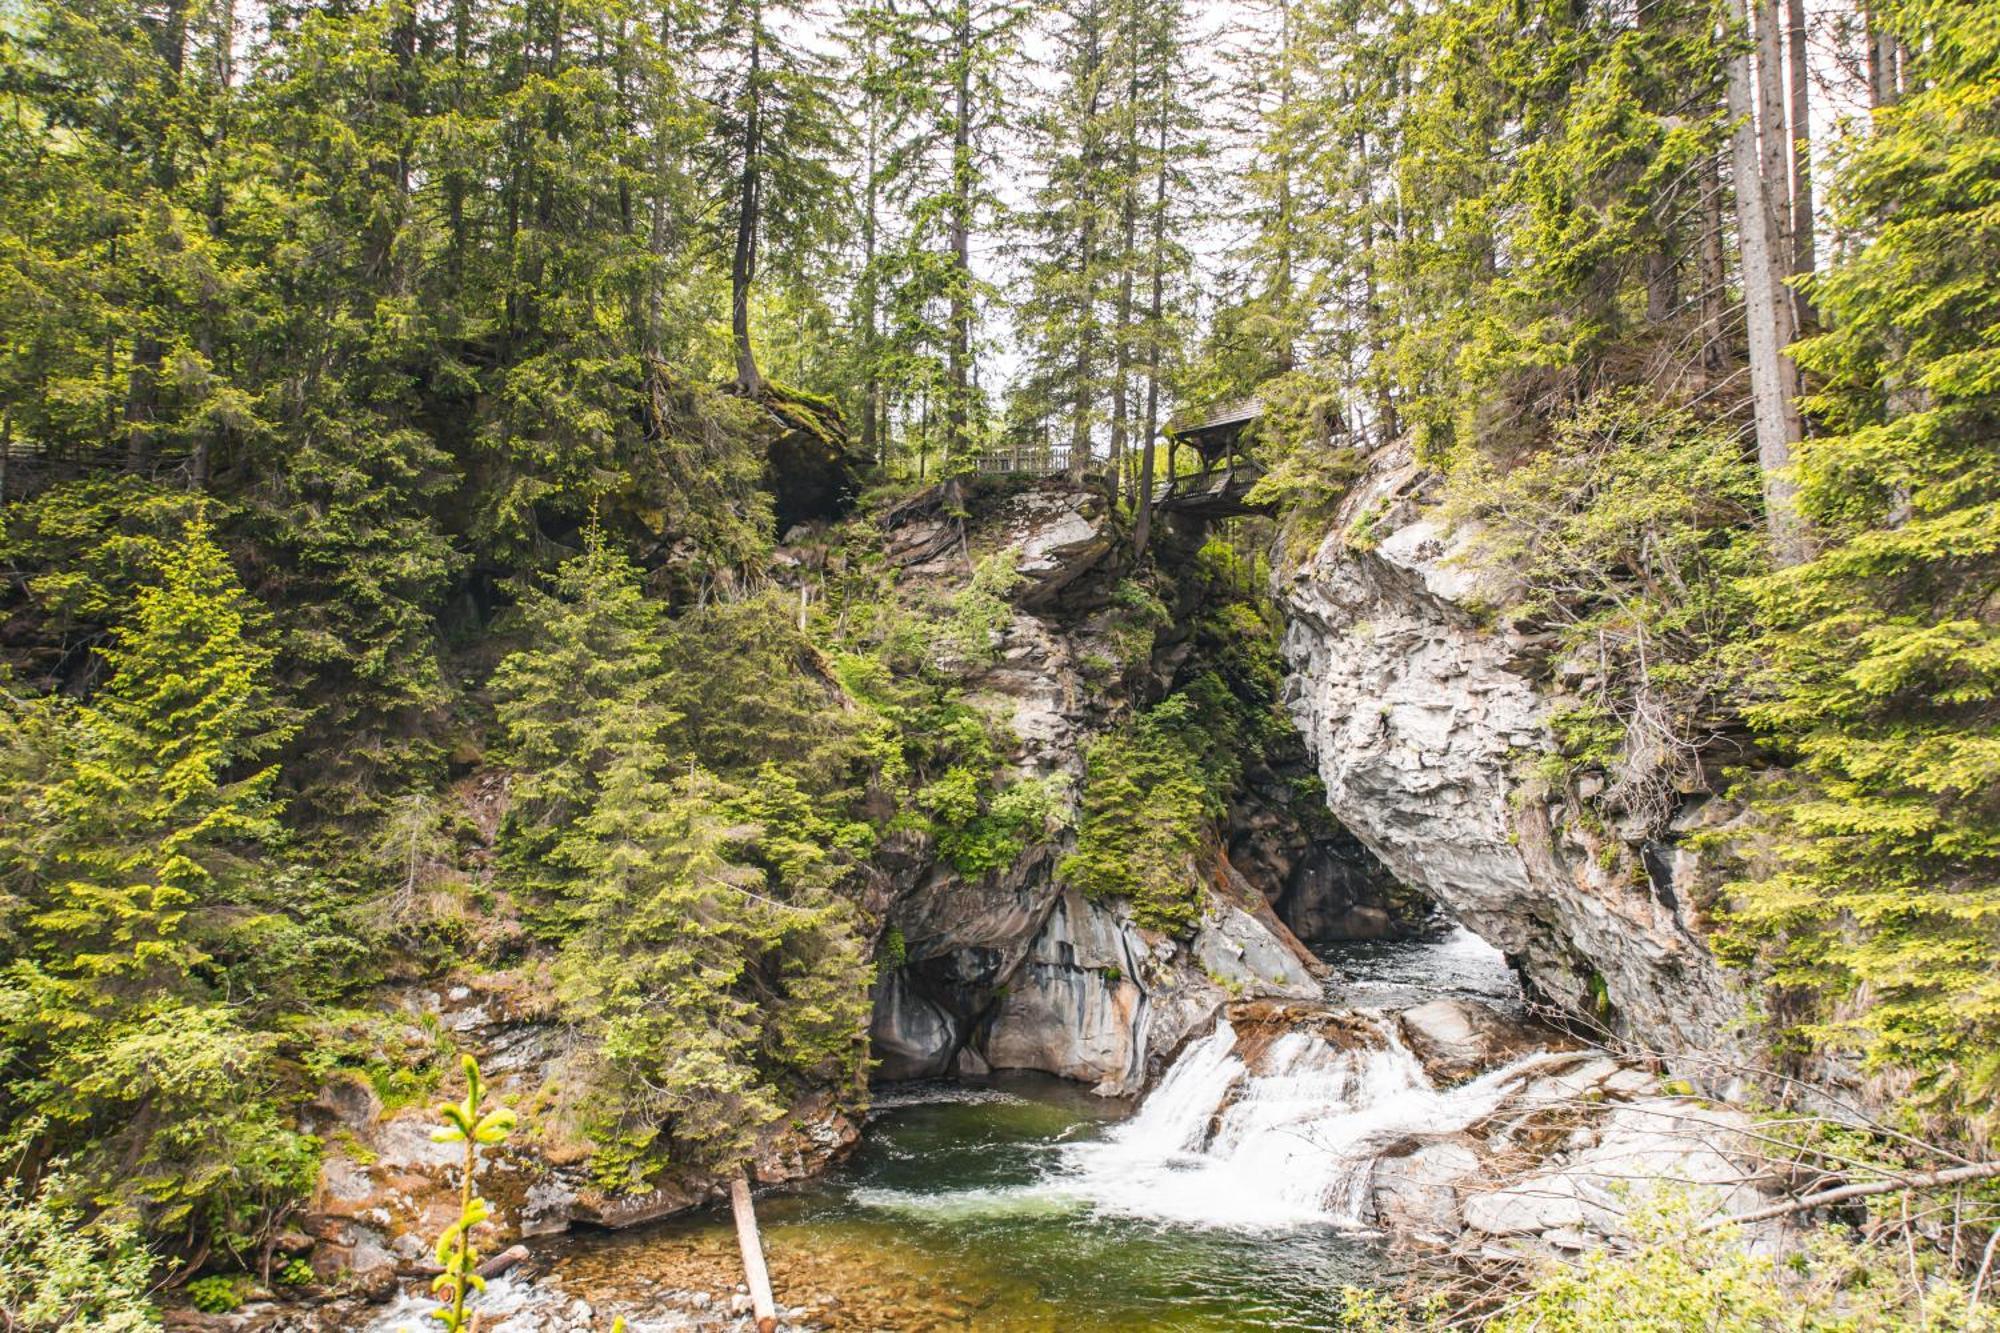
[548,1077,1383,1331]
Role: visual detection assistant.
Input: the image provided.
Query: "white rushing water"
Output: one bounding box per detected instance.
[853,1009,1562,1233]
[1054,1015,1560,1231]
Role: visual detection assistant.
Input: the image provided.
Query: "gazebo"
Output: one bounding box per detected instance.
[1163,395,1261,482]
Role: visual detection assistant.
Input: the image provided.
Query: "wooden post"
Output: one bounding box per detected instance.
[730,1171,778,1333]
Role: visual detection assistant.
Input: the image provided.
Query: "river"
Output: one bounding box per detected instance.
[365,927,1522,1332]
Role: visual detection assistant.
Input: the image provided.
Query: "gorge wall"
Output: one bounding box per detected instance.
[863,480,1410,1094]
[1276,441,1753,1070]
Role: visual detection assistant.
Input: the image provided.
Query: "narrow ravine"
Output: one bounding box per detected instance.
[361,931,1554,1332]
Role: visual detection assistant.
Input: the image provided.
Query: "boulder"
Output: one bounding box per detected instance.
[310,1074,382,1137]
[1460,1098,1775,1240]
[1396,998,1553,1084]
[1371,1140,1481,1240]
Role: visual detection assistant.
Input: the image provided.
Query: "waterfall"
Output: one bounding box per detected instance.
[1058,1015,1558,1231]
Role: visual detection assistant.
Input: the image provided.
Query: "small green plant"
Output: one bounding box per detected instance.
[0,1170,156,1331]
[187,1276,243,1314]
[429,1056,518,1332]
[882,925,908,969]
[277,1257,315,1287]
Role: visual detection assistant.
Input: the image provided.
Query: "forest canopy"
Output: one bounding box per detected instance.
[0,0,1994,1319]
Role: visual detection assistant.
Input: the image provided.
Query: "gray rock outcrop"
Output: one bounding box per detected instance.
[869,478,1325,1094]
[1278,442,1752,1070]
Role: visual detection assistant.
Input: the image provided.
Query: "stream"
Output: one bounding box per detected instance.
[365,928,1526,1333]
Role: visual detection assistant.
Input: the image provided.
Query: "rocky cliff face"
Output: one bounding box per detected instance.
[1276,443,1752,1070]
[866,480,1335,1095]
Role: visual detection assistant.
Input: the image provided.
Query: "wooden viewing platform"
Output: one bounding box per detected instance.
[972,442,1074,475]
[961,393,1272,517]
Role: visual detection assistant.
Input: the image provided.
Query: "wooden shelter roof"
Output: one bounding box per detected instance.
[1164,395,1262,458]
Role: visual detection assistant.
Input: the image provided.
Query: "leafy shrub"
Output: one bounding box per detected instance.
[0,1173,156,1332]
[941,550,1024,666]
[1061,696,1221,935]
[920,769,1070,877]
[186,1276,244,1314]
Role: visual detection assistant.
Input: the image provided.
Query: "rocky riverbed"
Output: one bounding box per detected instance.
[208,932,1793,1332]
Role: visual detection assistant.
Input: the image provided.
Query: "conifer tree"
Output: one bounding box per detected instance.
[867,0,1024,472]
[1733,0,2000,1130]
[0,513,312,1245]
[706,0,851,396]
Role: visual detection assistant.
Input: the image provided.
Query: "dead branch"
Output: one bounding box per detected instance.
[1701,1161,2000,1233]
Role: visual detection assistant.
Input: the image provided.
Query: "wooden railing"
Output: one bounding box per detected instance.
[971,443,1073,475]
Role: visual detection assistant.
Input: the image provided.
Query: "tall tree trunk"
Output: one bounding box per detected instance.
[192,0,238,492]
[1270,0,1296,373]
[1133,59,1170,557]
[1355,111,1395,442]
[1108,11,1141,505]
[859,30,882,462]
[447,0,472,292]
[1068,0,1104,481]
[1698,148,1729,385]
[126,0,190,474]
[945,0,973,468]
[1865,2,1900,109]
[1785,0,1815,329]
[1638,0,1679,325]
[1754,0,1793,276]
[731,0,766,395]
[1728,0,1808,565]
[1069,214,1095,479]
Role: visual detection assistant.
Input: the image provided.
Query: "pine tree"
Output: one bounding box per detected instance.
[490,529,676,833]
[0,513,313,1246]
[1014,0,1118,478]
[866,0,1025,474]
[1733,0,2000,1133]
[706,0,852,396]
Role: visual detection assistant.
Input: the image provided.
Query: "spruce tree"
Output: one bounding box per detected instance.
[1733,0,2000,1130]
[0,514,311,1245]
[706,0,851,396]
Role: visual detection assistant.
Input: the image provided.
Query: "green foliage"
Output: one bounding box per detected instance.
[940,551,1025,667]
[491,541,871,1175]
[0,476,207,647]
[920,770,1070,877]
[547,763,869,1171]
[0,515,319,1249]
[1099,579,1172,677]
[1446,392,1764,828]
[428,1056,517,1332]
[1062,694,1222,935]
[492,529,676,833]
[186,1275,244,1314]
[1063,537,1296,935]
[1724,3,2000,1136]
[0,1172,157,1332]
[1244,372,1368,526]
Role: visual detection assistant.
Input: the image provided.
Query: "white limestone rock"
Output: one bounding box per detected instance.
[1278,440,1751,1067]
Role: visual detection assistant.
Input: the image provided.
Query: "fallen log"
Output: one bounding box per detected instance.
[730,1171,778,1333]
[1701,1160,2000,1232]
[475,1244,532,1280]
